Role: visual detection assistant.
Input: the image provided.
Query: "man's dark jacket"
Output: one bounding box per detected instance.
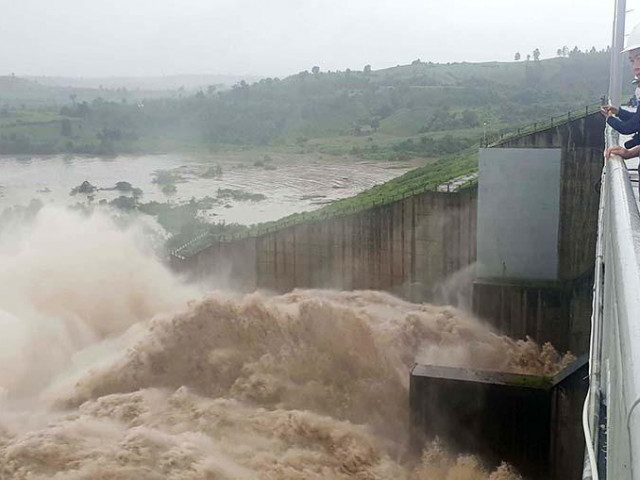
[608,108,640,148]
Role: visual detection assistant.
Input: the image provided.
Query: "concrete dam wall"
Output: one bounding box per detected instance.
[172,111,603,355]
[474,112,604,353]
[172,186,477,304]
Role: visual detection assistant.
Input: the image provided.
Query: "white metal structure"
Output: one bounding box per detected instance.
[583,3,640,478]
[583,125,640,479]
[609,0,627,107]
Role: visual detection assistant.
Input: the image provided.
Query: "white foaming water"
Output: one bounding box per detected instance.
[0,206,542,479]
[0,206,198,399]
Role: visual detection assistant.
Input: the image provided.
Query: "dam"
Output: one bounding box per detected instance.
[2,2,638,479]
[169,76,639,480]
[170,104,603,480]
[164,7,640,478]
[171,107,604,352]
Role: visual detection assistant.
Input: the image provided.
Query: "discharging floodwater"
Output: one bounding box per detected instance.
[0,153,539,479]
[0,207,542,478]
[0,153,415,225]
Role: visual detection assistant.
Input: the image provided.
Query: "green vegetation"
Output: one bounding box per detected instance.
[216,188,266,202]
[0,50,619,158]
[137,199,247,251]
[108,188,267,251]
[0,199,44,234]
[1,50,620,256]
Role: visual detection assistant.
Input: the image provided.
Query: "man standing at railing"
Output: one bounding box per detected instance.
[602,23,640,160]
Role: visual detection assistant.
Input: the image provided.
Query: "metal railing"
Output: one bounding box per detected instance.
[485,103,602,148]
[583,127,640,480]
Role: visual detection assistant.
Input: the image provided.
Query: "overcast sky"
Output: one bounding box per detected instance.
[1,0,639,78]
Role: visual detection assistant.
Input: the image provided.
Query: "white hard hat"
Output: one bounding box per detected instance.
[623,23,640,53]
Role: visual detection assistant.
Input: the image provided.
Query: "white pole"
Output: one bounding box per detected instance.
[610,0,627,107]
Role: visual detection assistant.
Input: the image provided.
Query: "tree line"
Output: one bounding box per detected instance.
[0,51,615,156]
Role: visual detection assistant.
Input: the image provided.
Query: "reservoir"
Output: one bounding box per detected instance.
[0,153,415,225]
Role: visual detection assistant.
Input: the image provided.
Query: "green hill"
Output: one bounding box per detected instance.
[0,50,623,156]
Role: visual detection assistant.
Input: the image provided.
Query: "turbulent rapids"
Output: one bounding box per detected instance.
[0,207,571,479]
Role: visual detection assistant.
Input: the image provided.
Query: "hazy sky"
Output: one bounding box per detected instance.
[1,0,639,78]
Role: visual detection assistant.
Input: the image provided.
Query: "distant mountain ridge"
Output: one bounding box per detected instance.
[23,74,262,91]
[0,53,628,156]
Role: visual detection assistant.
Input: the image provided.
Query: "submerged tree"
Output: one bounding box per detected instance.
[61,118,72,137]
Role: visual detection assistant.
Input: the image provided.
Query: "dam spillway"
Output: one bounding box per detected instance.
[410,356,588,480]
[167,107,608,477]
[171,108,605,354]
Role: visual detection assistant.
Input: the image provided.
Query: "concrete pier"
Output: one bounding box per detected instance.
[410,357,588,480]
[474,113,604,353]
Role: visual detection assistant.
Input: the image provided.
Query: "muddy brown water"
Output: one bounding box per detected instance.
[0,153,416,225]
[0,207,569,478]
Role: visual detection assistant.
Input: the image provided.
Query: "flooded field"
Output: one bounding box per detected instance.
[0,153,415,225]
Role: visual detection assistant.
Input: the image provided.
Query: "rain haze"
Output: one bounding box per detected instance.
[0,1,634,478]
[1,0,638,78]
